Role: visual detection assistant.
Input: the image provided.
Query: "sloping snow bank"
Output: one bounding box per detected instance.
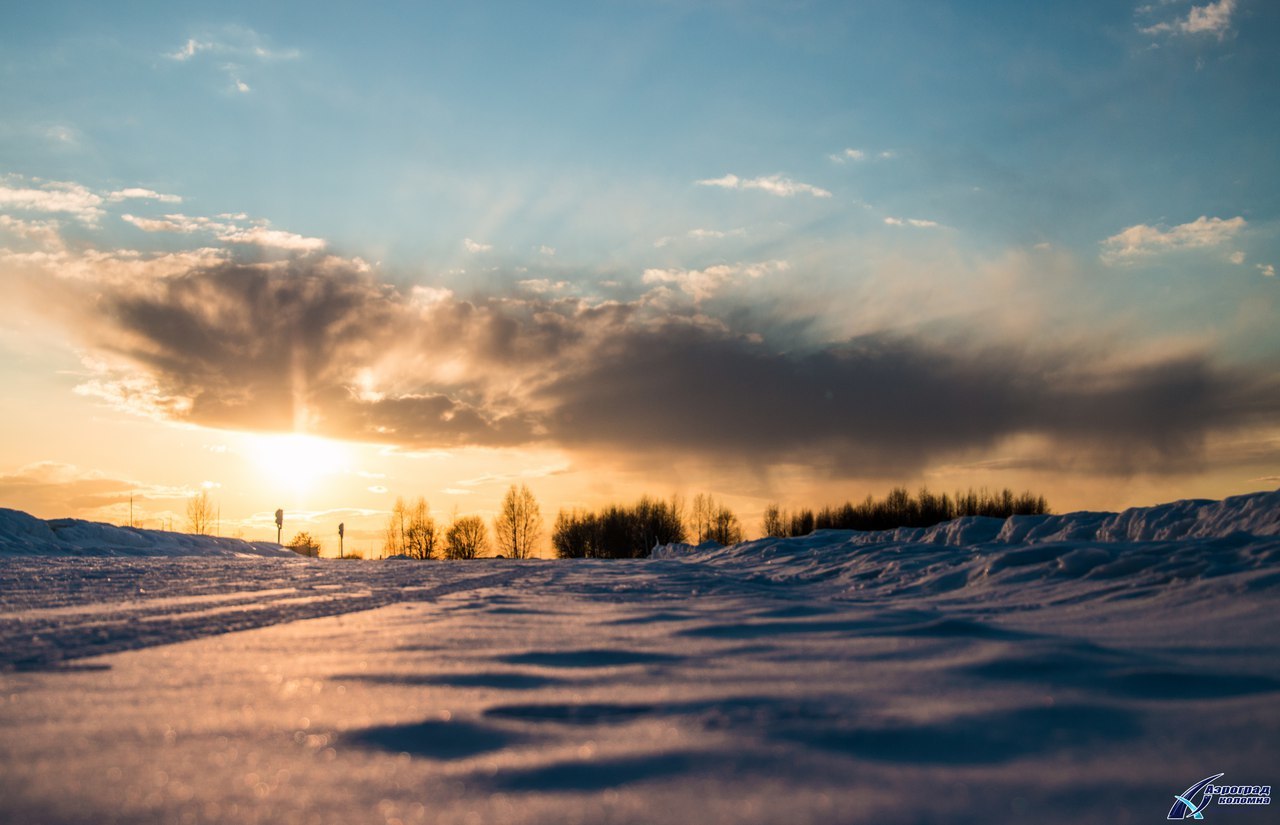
[0,509,294,557]
[652,489,1280,600]
[656,489,1280,560]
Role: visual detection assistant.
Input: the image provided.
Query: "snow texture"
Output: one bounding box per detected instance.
[0,508,294,557]
[1,490,1278,824]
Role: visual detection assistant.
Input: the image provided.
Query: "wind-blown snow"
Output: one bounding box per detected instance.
[2,490,1278,824]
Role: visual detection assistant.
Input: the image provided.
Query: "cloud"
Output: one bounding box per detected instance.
[1101,215,1246,263]
[0,462,193,520]
[165,28,299,96]
[168,38,213,61]
[696,173,832,198]
[0,176,187,227]
[0,214,62,246]
[884,216,942,229]
[0,179,104,223]
[217,225,325,252]
[27,259,558,445]
[829,148,866,163]
[107,188,182,204]
[535,324,1280,475]
[17,249,1280,479]
[166,29,300,62]
[642,260,789,303]
[538,245,556,256]
[1142,0,1237,38]
[122,214,201,233]
[518,279,570,294]
[829,148,895,163]
[463,238,493,253]
[1260,264,1276,278]
[121,212,325,251]
[1229,250,1246,265]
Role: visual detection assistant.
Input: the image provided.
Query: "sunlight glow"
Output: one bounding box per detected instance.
[242,433,351,498]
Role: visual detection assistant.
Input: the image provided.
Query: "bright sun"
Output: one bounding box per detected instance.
[243,433,351,498]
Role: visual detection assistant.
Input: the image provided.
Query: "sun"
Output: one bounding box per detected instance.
[242,432,351,499]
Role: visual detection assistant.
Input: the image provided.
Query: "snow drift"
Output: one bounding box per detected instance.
[0,508,293,557]
[2,488,1279,824]
[654,488,1280,600]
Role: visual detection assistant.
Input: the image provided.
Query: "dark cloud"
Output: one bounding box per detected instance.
[99,260,398,430]
[535,324,1280,475]
[43,256,1280,477]
[86,260,550,445]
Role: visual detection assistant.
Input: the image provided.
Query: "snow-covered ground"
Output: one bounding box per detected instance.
[2,491,1279,824]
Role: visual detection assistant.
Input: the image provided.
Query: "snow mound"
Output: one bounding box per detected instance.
[0,509,295,557]
[653,489,1280,599]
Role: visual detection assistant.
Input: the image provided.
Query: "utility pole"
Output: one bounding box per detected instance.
[338,522,345,559]
[275,509,284,545]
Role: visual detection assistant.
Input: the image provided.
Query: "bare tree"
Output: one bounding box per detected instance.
[762,503,786,538]
[445,515,488,559]
[493,484,542,559]
[708,504,743,545]
[383,497,407,557]
[186,490,214,536]
[405,497,437,559]
[691,493,710,543]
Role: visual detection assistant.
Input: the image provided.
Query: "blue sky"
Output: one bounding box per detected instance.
[1,0,1278,542]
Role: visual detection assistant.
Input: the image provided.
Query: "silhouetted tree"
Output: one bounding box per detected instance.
[552,496,687,558]
[494,484,541,559]
[445,515,488,559]
[381,496,438,558]
[691,493,711,543]
[789,508,815,537]
[287,531,320,558]
[803,486,1049,532]
[186,490,214,536]
[707,503,743,545]
[383,497,408,557]
[405,497,437,559]
[762,503,786,538]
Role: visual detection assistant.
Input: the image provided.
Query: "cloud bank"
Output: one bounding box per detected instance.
[9,242,1278,479]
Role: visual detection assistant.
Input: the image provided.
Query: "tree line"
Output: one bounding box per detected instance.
[761,486,1049,537]
[552,493,743,559]
[182,482,1049,559]
[382,483,542,560]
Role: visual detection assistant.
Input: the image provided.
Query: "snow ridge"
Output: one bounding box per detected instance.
[0,508,293,557]
[652,489,1280,600]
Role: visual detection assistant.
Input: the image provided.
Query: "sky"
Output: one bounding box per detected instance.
[1,0,1278,554]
